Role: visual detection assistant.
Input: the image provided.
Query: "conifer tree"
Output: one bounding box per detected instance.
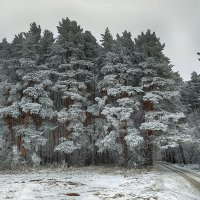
[135,29,167,60]
[39,30,55,63]
[136,30,189,165]
[116,30,134,55]
[101,27,114,52]
[181,71,200,112]
[22,22,42,61]
[11,33,25,58]
[82,30,99,58]
[0,38,11,59]
[96,30,143,166]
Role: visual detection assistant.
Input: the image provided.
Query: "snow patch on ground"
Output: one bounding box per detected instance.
[155,165,200,200]
[0,166,199,200]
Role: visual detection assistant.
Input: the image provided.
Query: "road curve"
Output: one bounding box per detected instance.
[156,162,200,192]
[163,162,200,179]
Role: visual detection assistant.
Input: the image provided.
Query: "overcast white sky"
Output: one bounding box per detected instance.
[0,0,200,80]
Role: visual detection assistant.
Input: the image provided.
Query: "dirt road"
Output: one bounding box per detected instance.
[156,162,200,198]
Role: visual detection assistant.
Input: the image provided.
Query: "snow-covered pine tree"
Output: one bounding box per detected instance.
[136,30,189,165]
[39,30,55,64]
[0,38,11,59]
[0,38,22,166]
[115,30,135,57]
[96,30,143,167]
[53,60,94,165]
[181,71,200,112]
[20,22,42,61]
[10,33,25,58]
[180,57,200,164]
[100,27,114,52]
[0,22,56,164]
[45,18,98,165]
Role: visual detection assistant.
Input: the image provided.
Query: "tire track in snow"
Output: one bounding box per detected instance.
[157,162,200,192]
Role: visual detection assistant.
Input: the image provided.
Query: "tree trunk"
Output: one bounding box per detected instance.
[121,121,129,167]
[6,115,13,145]
[144,131,153,166]
[21,112,30,160]
[179,143,186,164]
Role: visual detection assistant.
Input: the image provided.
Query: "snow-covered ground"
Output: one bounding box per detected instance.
[0,166,199,200]
[156,163,200,200]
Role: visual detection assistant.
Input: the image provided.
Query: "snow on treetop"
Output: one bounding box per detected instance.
[117,98,139,109]
[157,133,195,149]
[160,112,185,123]
[39,97,53,107]
[19,58,36,67]
[132,87,144,93]
[60,69,92,79]
[14,125,47,148]
[152,77,174,87]
[97,75,119,90]
[23,85,44,99]
[101,64,116,75]
[39,107,55,119]
[0,102,20,118]
[78,82,87,90]
[62,70,76,78]
[103,74,118,82]
[140,121,167,132]
[57,106,85,123]
[138,58,156,69]
[143,91,180,103]
[141,77,154,86]
[139,57,169,70]
[143,92,162,103]
[102,106,133,121]
[95,96,107,108]
[41,79,53,87]
[145,111,165,120]
[125,128,144,147]
[145,111,184,122]
[20,103,42,114]
[143,69,156,76]
[155,91,180,99]
[58,63,72,70]
[55,140,79,154]
[7,83,23,103]
[23,70,50,83]
[0,81,12,92]
[107,84,136,97]
[69,60,94,68]
[76,69,93,76]
[63,91,86,101]
[126,68,142,76]
[96,131,122,153]
[142,77,174,89]
[115,63,128,72]
[86,104,99,116]
[53,80,86,92]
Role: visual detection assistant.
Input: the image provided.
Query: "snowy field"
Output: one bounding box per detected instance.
[0,166,199,200]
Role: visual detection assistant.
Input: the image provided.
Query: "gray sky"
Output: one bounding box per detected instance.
[0,0,200,80]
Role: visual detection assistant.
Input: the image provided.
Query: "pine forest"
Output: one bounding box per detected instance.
[0,18,200,169]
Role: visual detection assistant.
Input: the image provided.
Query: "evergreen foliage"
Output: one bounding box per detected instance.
[0,18,198,168]
[101,27,114,52]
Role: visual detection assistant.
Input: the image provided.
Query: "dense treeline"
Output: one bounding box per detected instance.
[0,18,199,169]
